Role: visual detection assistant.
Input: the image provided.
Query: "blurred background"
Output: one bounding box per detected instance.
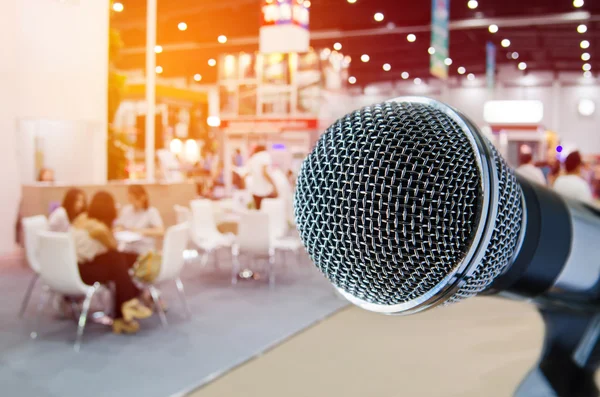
[0,0,599,396]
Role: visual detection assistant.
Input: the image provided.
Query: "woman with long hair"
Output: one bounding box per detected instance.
[72,191,152,334]
[48,188,87,232]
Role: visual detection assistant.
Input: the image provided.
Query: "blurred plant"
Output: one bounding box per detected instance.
[107,7,129,180]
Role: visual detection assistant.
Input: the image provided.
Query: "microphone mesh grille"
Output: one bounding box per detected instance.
[294,101,522,307]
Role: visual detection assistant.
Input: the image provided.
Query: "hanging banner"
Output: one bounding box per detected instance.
[486,42,496,90]
[259,0,310,54]
[430,0,450,80]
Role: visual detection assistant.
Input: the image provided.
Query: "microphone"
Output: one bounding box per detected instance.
[293,97,600,315]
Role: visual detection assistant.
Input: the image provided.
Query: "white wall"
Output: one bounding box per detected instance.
[0,0,22,254]
[15,0,109,183]
[0,0,109,254]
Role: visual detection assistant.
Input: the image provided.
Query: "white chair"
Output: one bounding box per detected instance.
[260,198,303,259]
[174,205,192,224]
[232,211,275,287]
[190,199,234,267]
[31,231,102,352]
[19,216,49,317]
[145,223,191,327]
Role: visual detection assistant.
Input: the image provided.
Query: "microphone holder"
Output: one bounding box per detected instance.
[515,308,600,397]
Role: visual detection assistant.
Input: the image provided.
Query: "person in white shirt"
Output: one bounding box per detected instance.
[516,153,546,186]
[48,188,87,232]
[246,145,277,209]
[553,151,593,203]
[114,185,164,255]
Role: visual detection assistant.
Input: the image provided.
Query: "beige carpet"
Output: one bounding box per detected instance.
[188,296,546,397]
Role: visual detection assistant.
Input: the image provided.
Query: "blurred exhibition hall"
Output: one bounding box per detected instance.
[1,0,600,396]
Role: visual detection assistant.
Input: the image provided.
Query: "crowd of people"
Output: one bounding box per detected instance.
[516,149,595,202]
[47,185,164,334]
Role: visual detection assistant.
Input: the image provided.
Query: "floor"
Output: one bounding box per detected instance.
[0,251,347,397]
[188,296,548,397]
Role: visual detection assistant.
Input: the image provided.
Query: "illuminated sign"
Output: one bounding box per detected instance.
[262,0,309,28]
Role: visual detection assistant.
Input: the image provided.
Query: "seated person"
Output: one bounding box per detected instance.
[48,188,87,232]
[115,185,164,255]
[71,191,152,334]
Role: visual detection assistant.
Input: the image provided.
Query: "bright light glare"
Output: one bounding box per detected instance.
[428,47,436,55]
[207,116,221,127]
[178,22,188,31]
[457,66,466,75]
[194,74,202,82]
[577,24,588,34]
[155,66,163,74]
[581,40,590,49]
[484,100,544,124]
[582,53,591,61]
[573,0,584,8]
[361,54,370,62]
[348,76,357,84]
[578,99,595,116]
[374,12,384,22]
[501,39,511,48]
[218,35,227,43]
[333,42,342,51]
[407,34,416,42]
[401,72,409,79]
[584,71,593,78]
[208,58,217,67]
[467,73,475,81]
[488,24,498,33]
[414,78,422,85]
[583,63,592,71]
[518,62,527,70]
[512,52,519,59]
[154,45,163,53]
[467,0,478,9]
[112,2,124,12]
[383,63,391,71]
[444,58,453,66]
[347,0,357,3]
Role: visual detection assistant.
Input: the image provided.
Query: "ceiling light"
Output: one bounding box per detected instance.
[155,66,163,74]
[303,0,311,7]
[407,34,416,42]
[344,55,352,63]
[154,45,163,54]
[374,13,384,22]
[577,24,588,34]
[583,63,592,71]
[518,62,527,70]
[578,99,595,116]
[488,24,498,34]
[112,2,124,12]
[207,116,221,127]
[428,47,436,55]
[444,58,453,66]
[414,78,422,85]
[467,73,475,81]
[512,52,519,59]
[347,0,357,3]
[584,71,593,78]
[573,0,584,8]
[582,53,591,61]
[361,54,370,62]
[333,42,342,51]
[208,58,216,67]
[501,39,511,48]
[348,76,357,84]
[467,0,478,9]
[401,72,409,79]
[218,35,227,44]
[457,66,466,74]
[194,74,202,82]
[581,40,590,49]
[178,22,188,31]
[383,63,391,71]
